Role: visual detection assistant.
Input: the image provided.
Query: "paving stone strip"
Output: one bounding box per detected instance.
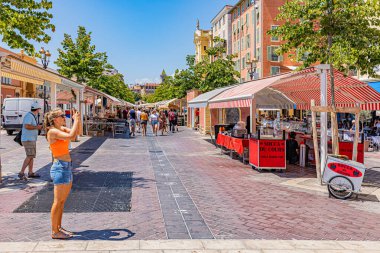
[147,135,214,239]
[1,239,380,252]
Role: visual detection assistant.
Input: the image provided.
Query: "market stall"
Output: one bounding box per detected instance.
[209,73,295,169]
[270,67,380,164]
[188,85,236,135]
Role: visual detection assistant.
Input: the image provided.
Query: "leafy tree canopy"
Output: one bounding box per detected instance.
[55,26,107,83]
[88,73,135,103]
[268,0,380,77]
[149,37,238,102]
[0,0,55,55]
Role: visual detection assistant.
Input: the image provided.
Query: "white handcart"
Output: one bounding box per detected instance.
[322,155,367,199]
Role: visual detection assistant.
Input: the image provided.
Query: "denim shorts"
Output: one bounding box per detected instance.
[50,160,73,185]
[151,120,158,125]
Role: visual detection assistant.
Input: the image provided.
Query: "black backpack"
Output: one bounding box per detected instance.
[14,130,23,146]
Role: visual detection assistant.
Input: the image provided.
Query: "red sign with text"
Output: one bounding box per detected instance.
[258,140,286,168]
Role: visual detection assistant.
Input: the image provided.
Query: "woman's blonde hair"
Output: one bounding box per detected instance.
[44,109,63,136]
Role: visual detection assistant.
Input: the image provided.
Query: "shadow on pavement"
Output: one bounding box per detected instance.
[72,228,135,240]
[34,137,108,181]
[14,171,133,213]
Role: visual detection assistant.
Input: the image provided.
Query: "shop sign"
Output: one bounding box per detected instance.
[259,140,286,167]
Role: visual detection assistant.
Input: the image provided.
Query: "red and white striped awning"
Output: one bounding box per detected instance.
[209,73,294,109]
[271,68,380,110]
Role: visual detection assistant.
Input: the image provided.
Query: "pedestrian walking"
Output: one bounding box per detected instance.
[128,108,136,137]
[122,107,129,120]
[149,110,159,136]
[140,110,148,136]
[168,109,176,133]
[159,110,167,136]
[18,102,43,180]
[44,108,80,239]
[136,108,141,133]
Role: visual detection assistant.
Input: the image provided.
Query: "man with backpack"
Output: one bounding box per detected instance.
[168,109,176,133]
[18,102,43,180]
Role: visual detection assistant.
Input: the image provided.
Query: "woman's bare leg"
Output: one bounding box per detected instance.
[57,182,72,229]
[51,185,68,234]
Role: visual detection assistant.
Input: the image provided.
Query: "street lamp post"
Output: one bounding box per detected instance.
[246,58,258,80]
[39,47,51,114]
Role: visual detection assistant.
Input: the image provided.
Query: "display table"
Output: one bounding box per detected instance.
[217,133,249,155]
[301,135,365,164]
[249,137,286,171]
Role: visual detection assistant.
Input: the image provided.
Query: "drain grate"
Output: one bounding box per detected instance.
[14,171,133,213]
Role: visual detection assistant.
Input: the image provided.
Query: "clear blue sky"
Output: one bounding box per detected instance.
[0,0,234,84]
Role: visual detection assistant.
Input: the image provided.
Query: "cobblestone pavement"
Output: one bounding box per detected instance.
[155,130,380,240]
[0,128,380,242]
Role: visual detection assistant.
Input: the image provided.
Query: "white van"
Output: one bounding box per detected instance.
[1,98,45,135]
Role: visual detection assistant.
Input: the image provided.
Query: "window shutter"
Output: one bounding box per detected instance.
[267,46,272,61]
[279,55,283,62]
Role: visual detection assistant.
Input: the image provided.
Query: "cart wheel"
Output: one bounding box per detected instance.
[279,170,284,173]
[328,176,354,200]
[257,168,263,172]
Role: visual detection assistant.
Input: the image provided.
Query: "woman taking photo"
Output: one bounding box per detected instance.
[44,108,80,239]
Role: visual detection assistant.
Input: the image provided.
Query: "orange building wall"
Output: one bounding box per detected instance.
[261,0,299,77]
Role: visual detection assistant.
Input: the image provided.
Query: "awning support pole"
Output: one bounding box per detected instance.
[250,98,256,134]
[311,99,322,184]
[353,107,360,161]
[317,64,330,174]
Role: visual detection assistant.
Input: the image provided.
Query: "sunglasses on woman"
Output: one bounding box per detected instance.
[55,114,65,119]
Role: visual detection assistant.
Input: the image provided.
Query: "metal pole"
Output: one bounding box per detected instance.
[317,64,330,174]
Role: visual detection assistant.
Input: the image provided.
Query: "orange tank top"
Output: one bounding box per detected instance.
[50,139,70,157]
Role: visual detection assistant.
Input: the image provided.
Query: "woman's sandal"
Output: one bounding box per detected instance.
[59,227,75,236]
[51,231,72,240]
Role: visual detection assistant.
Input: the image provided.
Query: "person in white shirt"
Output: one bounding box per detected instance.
[149,110,159,136]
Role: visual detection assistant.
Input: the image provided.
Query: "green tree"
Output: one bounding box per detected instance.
[88,73,135,103]
[149,37,238,102]
[268,0,380,104]
[55,26,107,83]
[0,0,55,55]
[132,91,142,102]
[199,54,239,92]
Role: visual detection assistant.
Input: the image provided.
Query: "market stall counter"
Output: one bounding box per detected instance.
[301,135,364,164]
[249,131,287,171]
[216,133,249,162]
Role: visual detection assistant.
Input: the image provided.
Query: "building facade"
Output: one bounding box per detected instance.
[194,20,213,64]
[230,0,298,82]
[0,47,39,103]
[132,83,160,96]
[211,5,233,58]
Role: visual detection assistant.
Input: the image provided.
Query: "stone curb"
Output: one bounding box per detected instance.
[1,240,380,252]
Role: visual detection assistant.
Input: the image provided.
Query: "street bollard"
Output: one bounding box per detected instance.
[299,144,306,167]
